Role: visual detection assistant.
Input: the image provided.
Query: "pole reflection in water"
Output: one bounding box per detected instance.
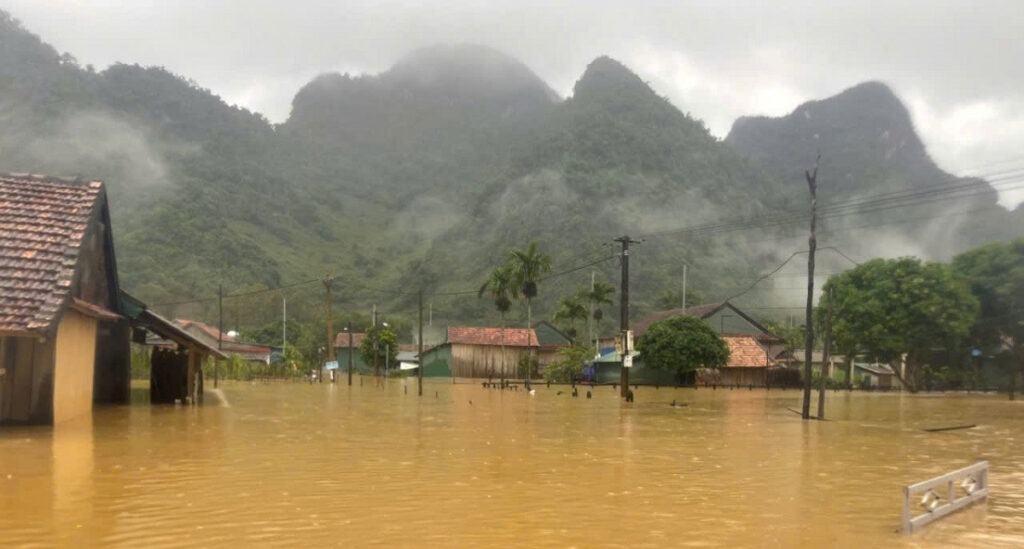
[0,380,1022,547]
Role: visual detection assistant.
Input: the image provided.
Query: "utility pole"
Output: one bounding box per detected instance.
[817,286,833,420]
[418,289,424,396]
[615,235,641,398]
[282,296,287,352]
[590,271,596,358]
[323,276,334,384]
[682,264,687,310]
[216,284,222,388]
[347,323,353,386]
[801,154,820,420]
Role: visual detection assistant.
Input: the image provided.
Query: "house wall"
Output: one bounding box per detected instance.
[450,344,529,378]
[0,336,55,424]
[52,310,98,424]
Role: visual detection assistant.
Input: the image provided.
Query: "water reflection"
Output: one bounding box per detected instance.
[0,380,1022,547]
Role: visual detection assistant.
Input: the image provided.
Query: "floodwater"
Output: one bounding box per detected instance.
[2,380,1023,548]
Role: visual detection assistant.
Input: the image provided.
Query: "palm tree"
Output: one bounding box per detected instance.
[507,241,552,378]
[583,281,615,356]
[553,295,588,343]
[479,264,517,382]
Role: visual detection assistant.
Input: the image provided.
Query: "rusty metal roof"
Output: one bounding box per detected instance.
[0,174,103,335]
[447,326,538,347]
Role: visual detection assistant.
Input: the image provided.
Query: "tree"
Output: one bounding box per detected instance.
[479,264,518,381]
[553,295,588,342]
[507,240,553,341]
[359,324,398,376]
[583,281,615,351]
[637,315,730,378]
[543,346,590,383]
[953,238,1024,398]
[653,287,705,311]
[822,257,979,393]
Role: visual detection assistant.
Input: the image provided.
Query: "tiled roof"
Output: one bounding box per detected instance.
[177,319,236,343]
[724,335,774,368]
[633,302,726,338]
[334,331,367,348]
[0,174,103,335]
[447,326,538,347]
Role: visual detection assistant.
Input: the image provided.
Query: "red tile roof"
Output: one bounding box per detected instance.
[724,335,775,368]
[0,174,104,335]
[334,331,367,348]
[447,326,538,347]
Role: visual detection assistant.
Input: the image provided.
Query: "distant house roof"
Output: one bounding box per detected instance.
[334,331,367,348]
[632,301,780,341]
[725,335,775,368]
[447,326,538,347]
[855,363,895,376]
[175,318,271,355]
[0,174,110,336]
[177,319,234,342]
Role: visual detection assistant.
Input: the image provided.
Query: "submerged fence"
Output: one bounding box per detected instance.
[903,461,989,533]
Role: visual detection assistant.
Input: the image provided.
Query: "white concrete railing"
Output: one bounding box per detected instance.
[903,461,989,533]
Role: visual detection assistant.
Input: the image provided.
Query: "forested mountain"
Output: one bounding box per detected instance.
[726,81,1024,257]
[0,10,1018,332]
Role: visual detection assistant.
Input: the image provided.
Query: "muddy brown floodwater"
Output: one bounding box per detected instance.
[1,379,1023,547]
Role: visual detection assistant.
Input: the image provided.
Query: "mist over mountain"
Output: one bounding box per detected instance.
[0,9,1017,329]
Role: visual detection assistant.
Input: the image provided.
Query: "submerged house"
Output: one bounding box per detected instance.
[419,326,542,379]
[176,318,271,365]
[593,302,786,386]
[333,331,369,373]
[0,175,131,424]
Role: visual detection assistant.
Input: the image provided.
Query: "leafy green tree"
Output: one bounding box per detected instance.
[359,324,398,376]
[479,264,517,381]
[653,287,705,311]
[822,257,979,392]
[637,315,730,377]
[507,240,553,334]
[553,294,588,342]
[582,281,615,349]
[543,346,590,383]
[953,238,1024,398]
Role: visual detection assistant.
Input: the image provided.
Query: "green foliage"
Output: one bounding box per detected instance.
[543,346,590,383]
[637,314,730,374]
[552,294,587,342]
[359,324,398,374]
[953,238,1024,350]
[821,257,979,392]
[516,353,539,379]
[653,287,704,311]
[507,241,552,301]
[479,263,517,314]
[762,320,807,353]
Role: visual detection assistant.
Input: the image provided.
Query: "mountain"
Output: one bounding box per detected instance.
[0,9,1018,332]
[726,81,1022,257]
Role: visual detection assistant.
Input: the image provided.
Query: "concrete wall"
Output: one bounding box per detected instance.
[52,310,97,424]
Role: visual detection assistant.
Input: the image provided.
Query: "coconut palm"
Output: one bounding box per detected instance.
[479,263,517,382]
[553,295,588,343]
[507,241,552,377]
[582,281,616,355]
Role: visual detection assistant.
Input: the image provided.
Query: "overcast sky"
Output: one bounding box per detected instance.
[5,0,1023,206]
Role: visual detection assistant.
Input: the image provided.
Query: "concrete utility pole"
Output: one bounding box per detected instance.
[324,276,334,384]
[418,289,424,396]
[589,271,595,357]
[801,154,820,420]
[216,284,222,388]
[817,286,833,420]
[347,323,354,386]
[615,235,641,398]
[682,264,687,310]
